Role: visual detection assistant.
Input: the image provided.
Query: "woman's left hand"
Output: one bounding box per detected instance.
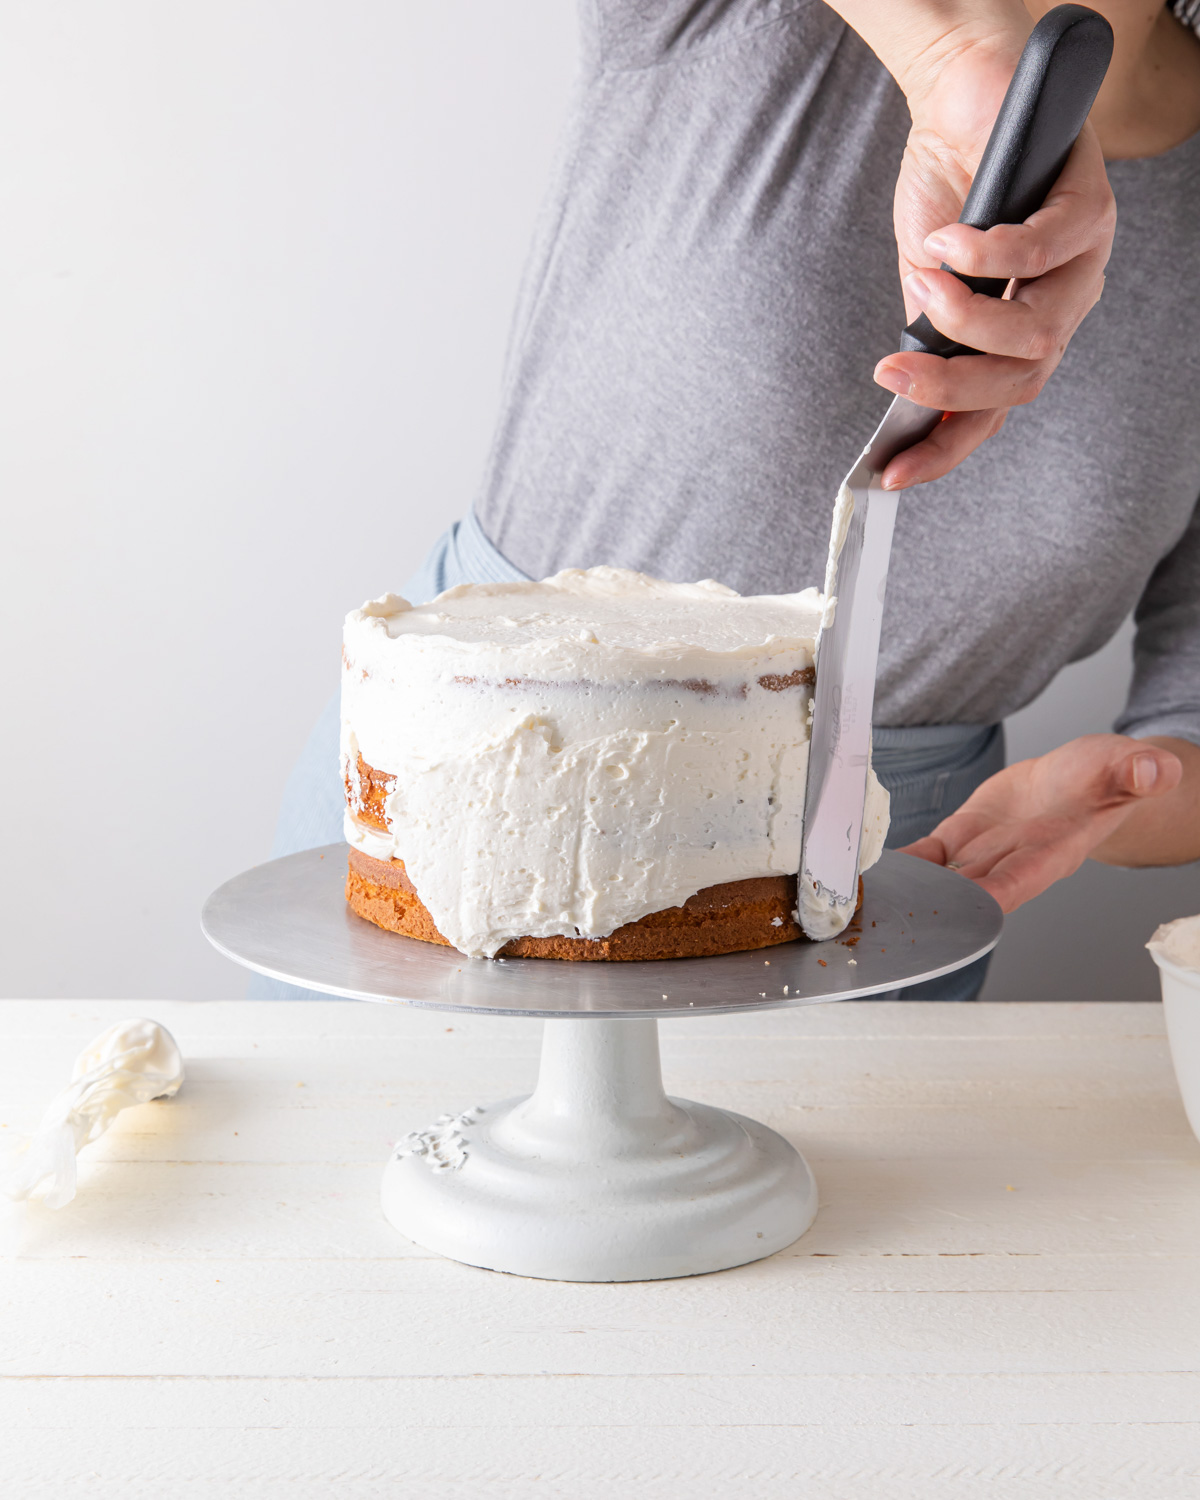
[901,734,1198,912]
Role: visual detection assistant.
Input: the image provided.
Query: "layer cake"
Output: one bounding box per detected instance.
[340,567,889,959]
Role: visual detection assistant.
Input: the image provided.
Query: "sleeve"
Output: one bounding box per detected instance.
[1114,496,1200,748]
[583,0,810,73]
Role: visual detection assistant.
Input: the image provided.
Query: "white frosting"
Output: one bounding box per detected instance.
[341,566,889,958]
[0,1019,183,1209]
[345,811,396,863]
[1148,914,1200,974]
[820,483,855,631]
[797,881,858,943]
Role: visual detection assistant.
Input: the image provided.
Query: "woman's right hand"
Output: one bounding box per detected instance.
[826,2,1116,490]
[875,39,1115,490]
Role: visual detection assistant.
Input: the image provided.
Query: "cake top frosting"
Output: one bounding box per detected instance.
[351,566,823,658]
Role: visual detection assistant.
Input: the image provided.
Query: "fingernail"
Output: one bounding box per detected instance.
[880,472,903,491]
[904,272,931,309]
[924,233,951,258]
[875,363,912,397]
[1133,753,1158,792]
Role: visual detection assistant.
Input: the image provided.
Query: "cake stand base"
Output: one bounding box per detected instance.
[381,1016,815,1282]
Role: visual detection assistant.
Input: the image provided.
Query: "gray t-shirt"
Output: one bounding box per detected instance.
[472,0,1200,739]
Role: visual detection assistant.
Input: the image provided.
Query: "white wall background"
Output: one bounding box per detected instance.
[2,2,1196,1001]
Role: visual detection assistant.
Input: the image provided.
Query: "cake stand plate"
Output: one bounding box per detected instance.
[202,848,1001,1282]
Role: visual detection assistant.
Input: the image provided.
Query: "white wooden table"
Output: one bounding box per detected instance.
[1,999,1198,1499]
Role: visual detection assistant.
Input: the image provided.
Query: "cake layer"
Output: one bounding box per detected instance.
[346,847,829,961]
[345,753,391,832]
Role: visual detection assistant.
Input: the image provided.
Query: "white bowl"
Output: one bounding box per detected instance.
[1149,949,1200,1146]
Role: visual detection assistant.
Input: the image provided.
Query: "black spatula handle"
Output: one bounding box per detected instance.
[900,4,1113,360]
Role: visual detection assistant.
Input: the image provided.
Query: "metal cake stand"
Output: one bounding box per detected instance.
[202,846,1001,1282]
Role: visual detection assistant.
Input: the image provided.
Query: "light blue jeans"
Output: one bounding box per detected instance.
[253,512,1003,1000]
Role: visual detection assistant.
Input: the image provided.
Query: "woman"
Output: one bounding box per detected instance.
[266,0,1200,1000]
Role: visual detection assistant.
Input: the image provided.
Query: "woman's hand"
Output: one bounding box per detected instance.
[825,2,1117,489]
[876,42,1116,489]
[901,735,1200,913]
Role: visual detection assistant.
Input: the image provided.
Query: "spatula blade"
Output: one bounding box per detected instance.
[797,396,940,939]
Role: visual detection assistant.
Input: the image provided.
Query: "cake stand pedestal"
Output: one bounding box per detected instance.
[383,1017,813,1281]
[202,847,1001,1282]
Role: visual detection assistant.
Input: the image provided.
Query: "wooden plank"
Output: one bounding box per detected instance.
[1,1039,1182,1119]
[4,1093,1192,1167]
[0,999,1167,1042]
[0,1399,1198,1500]
[5,1369,1200,1428]
[4,1150,1199,1262]
[1,1254,1198,1377]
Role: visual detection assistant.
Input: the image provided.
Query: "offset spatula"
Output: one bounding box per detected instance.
[797,4,1113,940]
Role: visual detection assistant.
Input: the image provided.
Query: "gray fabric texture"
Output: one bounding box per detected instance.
[473,0,1200,743]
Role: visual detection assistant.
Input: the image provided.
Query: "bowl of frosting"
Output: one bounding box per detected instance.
[1147,914,1200,1145]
